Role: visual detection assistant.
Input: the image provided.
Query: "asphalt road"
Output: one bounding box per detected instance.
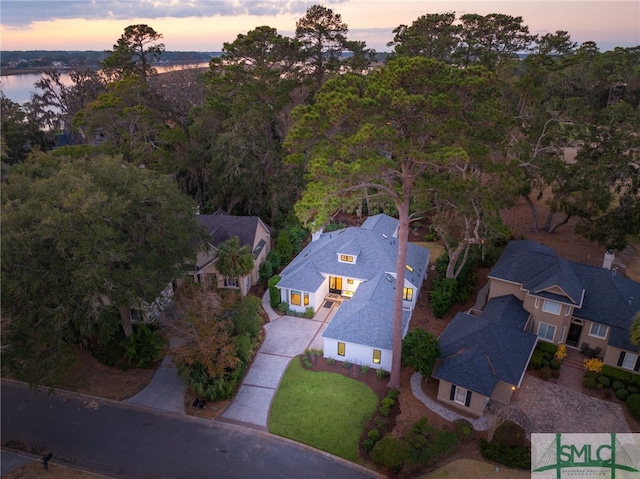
[1,380,379,479]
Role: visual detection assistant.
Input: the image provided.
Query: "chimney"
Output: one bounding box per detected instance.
[602,250,615,270]
[311,227,324,242]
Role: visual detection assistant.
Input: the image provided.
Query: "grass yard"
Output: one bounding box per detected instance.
[269,359,378,462]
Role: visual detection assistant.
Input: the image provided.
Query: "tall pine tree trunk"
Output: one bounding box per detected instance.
[119,305,134,337]
[388,202,410,390]
[523,194,539,232]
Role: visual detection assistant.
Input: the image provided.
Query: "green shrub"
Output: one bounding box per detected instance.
[541,359,550,368]
[376,369,387,379]
[549,359,561,371]
[537,341,558,355]
[493,421,528,448]
[626,394,640,420]
[379,397,395,417]
[303,357,312,369]
[583,377,597,389]
[327,357,335,365]
[616,388,630,401]
[480,440,531,470]
[371,436,410,473]
[304,307,314,318]
[584,370,599,380]
[529,350,544,370]
[387,389,399,400]
[542,352,553,362]
[360,364,370,374]
[258,260,273,284]
[401,328,441,376]
[276,302,288,313]
[597,376,611,388]
[362,428,381,452]
[429,277,458,318]
[404,418,459,466]
[629,385,640,394]
[453,419,474,440]
[231,295,262,340]
[123,324,164,368]
[540,366,552,380]
[551,369,560,379]
[602,365,640,389]
[268,275,281,307]
[234,334,253,363]
[596,383,604,390]
[612,381,626,391]
[342,361,352,370]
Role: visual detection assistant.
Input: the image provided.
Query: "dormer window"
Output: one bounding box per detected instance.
[340,255,354,263]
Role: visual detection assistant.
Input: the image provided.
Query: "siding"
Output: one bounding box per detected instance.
[436,379,487,417]
[323,338,391,371]
[490,381,515,404]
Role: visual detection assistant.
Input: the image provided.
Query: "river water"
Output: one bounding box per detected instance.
[0,63,209,104]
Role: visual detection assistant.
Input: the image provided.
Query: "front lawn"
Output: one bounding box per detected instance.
[269,359,378,461]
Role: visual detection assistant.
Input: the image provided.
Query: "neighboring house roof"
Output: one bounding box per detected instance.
[196,214,270,252]
[323,273,411,350]
[489,240,640,352]
[277,215,429,291]
[489,240,583,306]
[434,295,537,397]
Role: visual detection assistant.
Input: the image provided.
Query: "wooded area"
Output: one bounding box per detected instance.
[2,5,639,387]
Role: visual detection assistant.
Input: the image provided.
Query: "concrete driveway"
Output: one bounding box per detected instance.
[220,295,337,429]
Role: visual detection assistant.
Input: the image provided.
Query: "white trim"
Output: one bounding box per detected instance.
[588,322,608,340]
[453,385,467,405]
[537,322,556,342]
[542,299,561,315]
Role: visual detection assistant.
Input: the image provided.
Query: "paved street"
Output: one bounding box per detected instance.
[1,380,378,479]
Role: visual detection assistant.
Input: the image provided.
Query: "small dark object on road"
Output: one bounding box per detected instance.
[198,399,206,409]
[42,452,52,469]
[192,398,200,407]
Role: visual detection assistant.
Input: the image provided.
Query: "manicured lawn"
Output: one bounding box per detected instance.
[269,359,379,461]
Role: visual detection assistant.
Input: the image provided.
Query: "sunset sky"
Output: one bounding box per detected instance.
[1,1,638,53]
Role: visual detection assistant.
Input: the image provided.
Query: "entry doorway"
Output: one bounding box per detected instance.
[329,276,343,294]
[566,320,583,347]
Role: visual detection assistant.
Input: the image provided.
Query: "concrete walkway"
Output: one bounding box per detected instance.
[219,293,337,429]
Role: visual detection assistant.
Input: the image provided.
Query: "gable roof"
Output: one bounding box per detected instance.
[196,214,270,251]
[322,273,411,350]
[433,295,537,397]
[277,214,429,291]
[489,240,583,306]
[361,213,399,238]
[489,240,640,351]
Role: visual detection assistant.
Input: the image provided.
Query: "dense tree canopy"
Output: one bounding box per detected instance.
[102,24,165,80]
[1,152,204,382]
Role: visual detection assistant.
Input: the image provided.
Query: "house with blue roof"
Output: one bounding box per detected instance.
[276,214,430,371]
[433,239,640,416]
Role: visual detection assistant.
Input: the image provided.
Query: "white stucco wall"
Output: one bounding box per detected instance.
[323,338,392,372]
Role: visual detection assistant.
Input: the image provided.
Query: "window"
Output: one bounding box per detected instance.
[403,287,413,301]
[405,264,414,273]
[347,278,354,284]
[303,292,309,306]
[291,290,301,306]
[589,323,608,339]
[340,255,353,263]
[337,342,345,356]
[538,322,556,342]
[373,349,381,364]
[224,277,238,288]
[450,385,471,407]
[542,300,562,315]
[621,353,637,370]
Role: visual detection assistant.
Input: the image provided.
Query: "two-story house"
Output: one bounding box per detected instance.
[433,240,640,416]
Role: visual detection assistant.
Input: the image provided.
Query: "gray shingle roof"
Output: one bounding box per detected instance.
[433,295,537,397]
[196,214,270,249]
[322,273,411,350]
[278,215,429,292]
[489,240,640,352]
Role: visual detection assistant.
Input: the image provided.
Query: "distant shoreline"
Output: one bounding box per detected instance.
[1,66,75,76]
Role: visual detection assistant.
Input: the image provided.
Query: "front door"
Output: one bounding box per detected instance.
[566,322,583,347]
[329,276,342,294]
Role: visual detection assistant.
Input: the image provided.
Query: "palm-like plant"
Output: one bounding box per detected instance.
[216,236,255,295]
